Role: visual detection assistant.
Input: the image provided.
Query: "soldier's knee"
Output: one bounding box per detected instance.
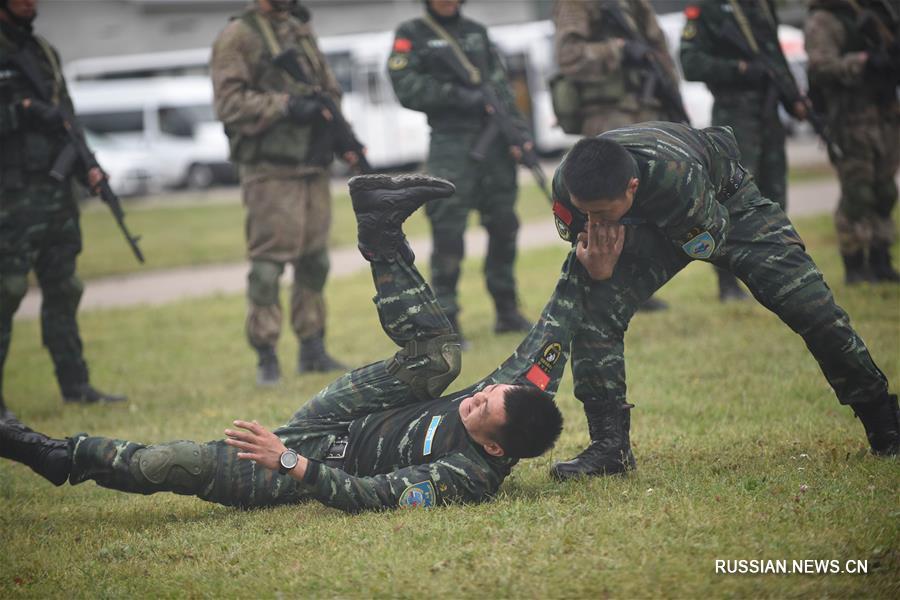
[41,274,83,308]
[248,260,283,306]
[873,178,898,216]
[294,249,330,291]
[0,273,28,314]
[130,441,214,494]
[387,334,462,399]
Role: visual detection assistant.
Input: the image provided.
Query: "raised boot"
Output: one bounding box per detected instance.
[551,400,636,480]
[868,245,900,283]
[716,267,749,302]
[0,418,71,485]
[349,173,455,262]
[851,393,900,456]
[842,251,873,285]
[255,346,281,386]
[62,383,127,405]
[298,332,346,373]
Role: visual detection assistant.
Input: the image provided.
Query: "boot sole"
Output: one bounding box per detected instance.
[348,173,455,195]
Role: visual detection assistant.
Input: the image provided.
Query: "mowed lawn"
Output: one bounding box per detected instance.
[1,213,898,598]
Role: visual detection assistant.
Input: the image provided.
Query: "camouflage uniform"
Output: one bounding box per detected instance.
[553,0,681,136]
[210,3,341,364]
[551,122,890,476]
[387,7,529,328]
[680,0,799,210]
[0,22,90,404]
[67,252,587,512]
[804,0,900,281]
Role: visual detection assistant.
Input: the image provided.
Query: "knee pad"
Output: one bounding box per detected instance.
[248,260,283,306]
[41,274,84,310]
[130,441,214,493]
[294,249,330,292]
[0,273,28,314]
[386,334,462,399]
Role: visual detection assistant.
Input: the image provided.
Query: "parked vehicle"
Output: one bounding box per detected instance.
[86,131,162,197]
[68,76,234,189]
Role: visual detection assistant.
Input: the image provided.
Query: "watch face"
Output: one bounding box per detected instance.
[280,450,298,471]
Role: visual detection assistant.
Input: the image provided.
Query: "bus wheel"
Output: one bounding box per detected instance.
[185,163,214,189]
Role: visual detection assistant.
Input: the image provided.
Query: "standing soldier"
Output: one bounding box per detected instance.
[0,0,126,418]
[552,0,684,311]
[680,0,810,300]
[387,0,533,345]
[805,0,900,284]
[211,0,353,385]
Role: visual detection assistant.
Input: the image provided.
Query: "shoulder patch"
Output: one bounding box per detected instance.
[682,231,715,259]
[682,21,697,40]
[685,5,701,20]
[393,37,412,53]
[388,55,409,70]
[423,415,442,456]
[399,481,436,508]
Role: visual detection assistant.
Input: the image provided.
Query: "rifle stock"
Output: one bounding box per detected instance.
[273,48,373,173]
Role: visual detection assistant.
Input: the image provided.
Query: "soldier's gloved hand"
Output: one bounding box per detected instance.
[622,40,650,65]
[21,98,65,130]
[455,86,486,111]
[739,60,767,84]
[866,51,896,77]
[286,95,323,123]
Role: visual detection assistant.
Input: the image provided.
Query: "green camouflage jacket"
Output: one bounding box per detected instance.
[387,12,527,135]
[553,122,746,262]
[680,0,798,108]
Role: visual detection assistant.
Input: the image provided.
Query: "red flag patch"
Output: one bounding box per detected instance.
[526,364,551,390]
[553,200,572,225]
[393,38,412,53]
[685,5,700,20]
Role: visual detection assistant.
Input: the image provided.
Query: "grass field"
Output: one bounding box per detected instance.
[1,213,898,598]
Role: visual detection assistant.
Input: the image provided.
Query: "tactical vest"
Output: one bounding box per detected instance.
[223,10,325,166]
[0,29,69,189]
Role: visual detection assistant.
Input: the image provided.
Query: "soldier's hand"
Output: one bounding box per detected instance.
[21,98,65,129]
[622,40,650,66]
[286,95,324,123]
[791,98,808,121]
[737,60,767,84]
[575,220,625,281]
[87,167,106,193]
[224,419,288,471]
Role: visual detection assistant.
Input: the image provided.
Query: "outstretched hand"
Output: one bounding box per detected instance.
[224,420,288,471]
[575,221,625,281]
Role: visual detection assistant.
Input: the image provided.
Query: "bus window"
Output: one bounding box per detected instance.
[79,110,144,135]
[159,105,216,137]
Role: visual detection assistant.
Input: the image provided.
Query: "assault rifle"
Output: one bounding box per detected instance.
[273,48,373,174]
[604,4,691,125]
[434,48,553,204]
[10,49,144,263]
[716,19,843,160]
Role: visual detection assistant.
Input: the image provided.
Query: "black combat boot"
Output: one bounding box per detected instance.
[716,267,749,302]
[0,418,71,486]
[298,333,346,373]
[62,383,127,404]
[494,297,531,334]
[256,346,281,386]
[851,393,900,456]
[349,173,455,262]
[637,295,668,312]
[868,245,900,283]
[550,401,636,480]
[842,251,873,285]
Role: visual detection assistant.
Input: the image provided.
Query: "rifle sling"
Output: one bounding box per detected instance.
[252,12,319,91]
[727,0,760,54]
[420,13,481,85]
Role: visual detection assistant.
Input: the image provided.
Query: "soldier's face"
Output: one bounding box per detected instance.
[459,383,510,456]
[570,177,639,225]
[428,0,460,18]
[5,0,37,20]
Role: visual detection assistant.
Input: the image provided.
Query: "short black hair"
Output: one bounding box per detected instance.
[561,137,636,201]
[494,386,563,459]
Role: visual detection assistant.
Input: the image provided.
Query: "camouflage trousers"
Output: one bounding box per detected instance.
[581,103,665,138]
[68,253,587,508]
[712,101,787,209]
[830,116,899,254]
[243,172,332,348]
[0,179,88,397]
[570,177,889,428]
[425,131,521,318]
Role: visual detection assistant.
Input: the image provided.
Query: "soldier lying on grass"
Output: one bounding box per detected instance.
[0,174,584,512]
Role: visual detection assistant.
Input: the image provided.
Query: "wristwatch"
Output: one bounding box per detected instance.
[278,449,299,475]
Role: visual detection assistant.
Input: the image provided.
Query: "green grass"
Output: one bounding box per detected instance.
[2,214,898,598]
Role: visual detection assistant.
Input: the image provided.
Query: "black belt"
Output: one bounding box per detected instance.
[324,434,349,469]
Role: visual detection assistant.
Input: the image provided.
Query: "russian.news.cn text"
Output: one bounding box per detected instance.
[715,560,868,575]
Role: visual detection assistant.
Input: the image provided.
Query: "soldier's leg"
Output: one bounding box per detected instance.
[32,207,90,398]
[868,117,900,281]
[476,142,529,333]
[425,132,477,327]
[552,228,690,479]
[720,184,896,453]
[833,127,877,283]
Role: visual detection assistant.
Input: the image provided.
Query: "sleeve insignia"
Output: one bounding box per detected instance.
[392,38,412,53]
[685,5,701,20]
[388,55,409,71]
[399,481,435,508]
[682,22,697,40]
[682,231,715,259]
